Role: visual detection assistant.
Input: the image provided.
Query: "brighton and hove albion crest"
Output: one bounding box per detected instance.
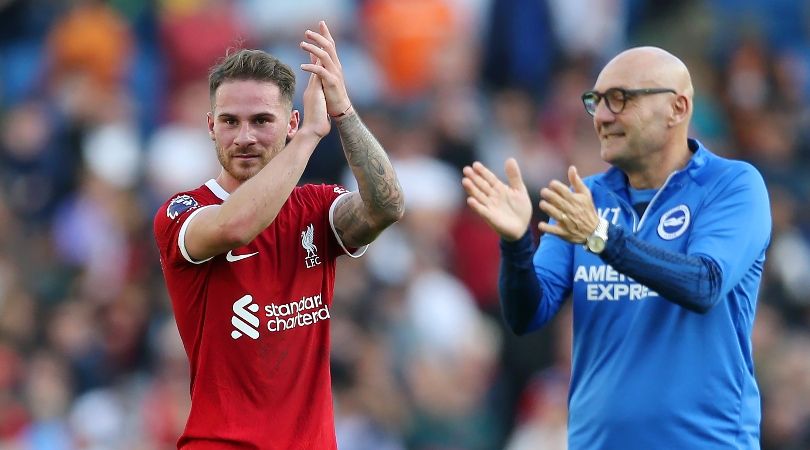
[657,204,691,240]
[301,223,321,268]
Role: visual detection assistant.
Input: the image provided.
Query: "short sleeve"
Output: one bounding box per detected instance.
[321,185,369,258]
[153,193,214,266]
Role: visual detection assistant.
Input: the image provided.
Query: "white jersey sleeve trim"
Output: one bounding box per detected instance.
[178,205,217,264]
[204,179,230,201]
[329,192,368,258]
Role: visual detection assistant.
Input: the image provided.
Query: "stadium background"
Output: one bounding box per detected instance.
[0,0,808,448]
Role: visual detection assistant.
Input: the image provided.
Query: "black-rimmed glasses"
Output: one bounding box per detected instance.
[581,87,677,116]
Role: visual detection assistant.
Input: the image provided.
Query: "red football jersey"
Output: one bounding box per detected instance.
[153,179,364,449]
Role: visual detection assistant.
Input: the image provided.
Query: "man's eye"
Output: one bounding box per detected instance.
[255,117,269,125]
[607,90,624,102]
[224,118,237,126]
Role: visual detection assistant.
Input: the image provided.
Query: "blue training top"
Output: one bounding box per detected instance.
[500,139,771,449]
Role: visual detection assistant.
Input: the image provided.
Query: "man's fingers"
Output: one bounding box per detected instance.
[461,176,489,204]
[300,63,328,77]
[303,66,321,87]
[463,169,495,197]
[471,161,505,192]
[304,29,340,69]
[303,31,331,53]
[466,196,489,218]
[318,21,341,67]
[504,158,525,191]
[540,187,570,211]
[568,165,589,194]
[464,164,497,195]
[300,41,331,65]
[538,221,566,237]
[539,200,566,224]
[319,20,336,46]
[548,179,574,199]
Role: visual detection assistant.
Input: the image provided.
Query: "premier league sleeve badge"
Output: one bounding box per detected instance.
[167,194,199,220]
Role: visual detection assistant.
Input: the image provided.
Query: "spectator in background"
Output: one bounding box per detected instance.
[47,0,132,90]
[505,305,571,450]
[1,2,810,449]
[153,21,403,448]
[145,80,221,201]
[481,0,558,97]
[463,46,771,448]
[361,0,457,100]
[158,0,244,94]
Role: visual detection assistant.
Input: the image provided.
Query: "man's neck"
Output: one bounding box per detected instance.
[625,140,692,189]
[216,171,243,194]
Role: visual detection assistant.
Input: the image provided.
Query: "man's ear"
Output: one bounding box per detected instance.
[287,110,300,142]
[207,112,215,140]
[669,95,690,127]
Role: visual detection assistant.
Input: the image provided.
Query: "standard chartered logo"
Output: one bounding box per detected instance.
[265,294,330,332]
[229,292,330,339]
[231,295,260,340]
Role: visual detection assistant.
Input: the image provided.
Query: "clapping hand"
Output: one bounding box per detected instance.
[462,159,533,241]
[299,20,352,119]
[538,166,599,243]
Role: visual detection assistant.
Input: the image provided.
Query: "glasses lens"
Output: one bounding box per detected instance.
[582,93,599,115]
[604,88,626,114]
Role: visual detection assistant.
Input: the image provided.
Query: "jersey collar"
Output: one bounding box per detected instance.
[205,179,230,201]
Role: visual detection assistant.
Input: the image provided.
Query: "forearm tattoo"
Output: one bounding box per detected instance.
[334,113,404,245]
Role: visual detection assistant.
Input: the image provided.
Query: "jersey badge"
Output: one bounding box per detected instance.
[657,204,690,240]
[167,194,199,220]
[302,223,321,268]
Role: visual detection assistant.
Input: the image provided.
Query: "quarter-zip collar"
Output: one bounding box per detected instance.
[594,138,711,198]
[592,138,715,232]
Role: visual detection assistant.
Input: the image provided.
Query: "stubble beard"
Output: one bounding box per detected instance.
[215,142,284,182]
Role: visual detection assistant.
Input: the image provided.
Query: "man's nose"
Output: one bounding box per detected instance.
[593,99,616,126]
[234,123,256,146]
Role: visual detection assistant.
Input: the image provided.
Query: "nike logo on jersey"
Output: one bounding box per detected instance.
[226,250,259,262]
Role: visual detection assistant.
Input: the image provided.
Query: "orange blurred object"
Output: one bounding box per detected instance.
[362,0,456,99]
[47,2,133,87]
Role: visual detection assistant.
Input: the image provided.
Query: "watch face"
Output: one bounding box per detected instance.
[587,236,606,253]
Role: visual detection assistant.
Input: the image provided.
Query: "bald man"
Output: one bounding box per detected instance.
[463,47,770,449]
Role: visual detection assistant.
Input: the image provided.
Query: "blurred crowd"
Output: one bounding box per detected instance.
[0,0,808,449]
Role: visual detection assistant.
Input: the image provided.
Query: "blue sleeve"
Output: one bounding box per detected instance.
[498,225,573,334]
[601,224,723,312]
[685,164,771,298]
[498,231,541,335]
[600,164,771,313]
[529,228,574,328]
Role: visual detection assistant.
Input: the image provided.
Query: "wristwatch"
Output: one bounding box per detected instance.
[585,217,609,254]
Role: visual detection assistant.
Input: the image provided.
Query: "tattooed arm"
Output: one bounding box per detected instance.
[332,112,404,247]
[301,20,404,247]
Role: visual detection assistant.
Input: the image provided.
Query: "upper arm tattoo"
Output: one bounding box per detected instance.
[333,193,375,248]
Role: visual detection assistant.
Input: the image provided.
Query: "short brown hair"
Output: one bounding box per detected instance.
[208,49,296,108]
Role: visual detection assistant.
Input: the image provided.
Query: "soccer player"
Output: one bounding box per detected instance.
[153,21,404,449]
[462,47,771,449]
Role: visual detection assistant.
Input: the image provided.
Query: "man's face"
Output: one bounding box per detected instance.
[590,67,670,170]
[207,80,298,183]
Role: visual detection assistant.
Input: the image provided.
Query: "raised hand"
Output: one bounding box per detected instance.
[462,158,533,241]
[538,165,599,243]
[299,20,352,118]
[300,51,331,138]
